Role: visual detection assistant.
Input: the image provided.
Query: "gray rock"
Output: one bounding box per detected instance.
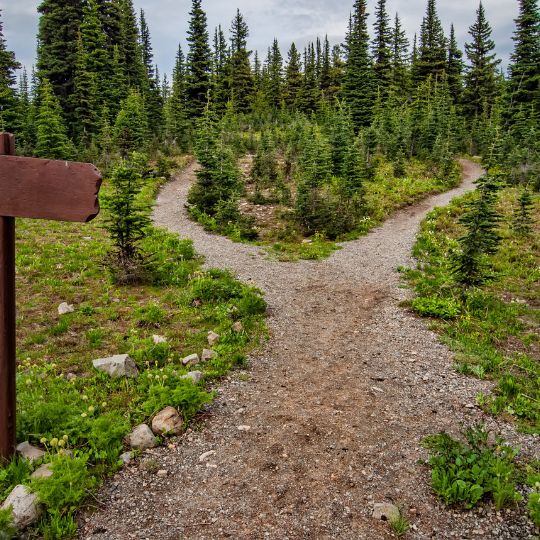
[65,372,77,381]
[152,406,183,436]
[373,502,400,522]
[0,485,42,530]
[128,424,156,450]
[16,442,45,463]
[201,349,217,362]
[120,452,133,465]
[207,331,220,346]
[30,463,53,480]
[93,354,139,378]
[182,353,200,366]
[152,335,167,344]
[57,302,75,315]
[181,371,203,384]
[157,469,168,477]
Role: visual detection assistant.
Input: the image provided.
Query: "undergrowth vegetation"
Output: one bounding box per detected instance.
[0,158,266,538]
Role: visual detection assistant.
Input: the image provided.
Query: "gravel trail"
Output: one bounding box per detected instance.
[80,160,538,540]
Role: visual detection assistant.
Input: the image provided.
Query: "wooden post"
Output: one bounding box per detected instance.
[0,133,16,462]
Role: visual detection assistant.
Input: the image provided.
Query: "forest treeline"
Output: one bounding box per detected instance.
[0,0,538,186]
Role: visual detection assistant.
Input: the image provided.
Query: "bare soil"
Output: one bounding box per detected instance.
[79,160,538,540]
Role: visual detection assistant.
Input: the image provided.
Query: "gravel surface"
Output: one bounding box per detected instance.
[79,160,539,539]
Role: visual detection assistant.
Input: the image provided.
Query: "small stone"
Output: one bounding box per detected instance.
[16,442,45,463]
[199,450,216,462]
[0,485,42,530]
[180,371,203,384]
[57,302,74,315]
[207,331,220,346]
[182,353,200,366]
[152,335,167,344]
[65,372,77,381]
[128,424,156,450]
[373,503,400,522]
[237,425,251,431]
[120,452,133,465]
[93,354,139,378]
[30,463,53,479]
[465,403,476,409]
[157,470,168,477]
[232,321,243,333]
[201,349,217,362]
[152,406,183,436]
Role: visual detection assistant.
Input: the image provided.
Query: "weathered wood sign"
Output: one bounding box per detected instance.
[0,133,102,461]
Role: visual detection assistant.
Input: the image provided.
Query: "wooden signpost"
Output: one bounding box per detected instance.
[0,133,102,461]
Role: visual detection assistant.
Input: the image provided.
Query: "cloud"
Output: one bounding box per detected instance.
[2,0,519,79]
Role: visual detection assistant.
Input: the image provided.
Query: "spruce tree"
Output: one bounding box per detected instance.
[186,0,212,118]
[284,43,303,109]
[390,14,410,95]
[298,44,320,113]
[96,0,123,55]
[463,2,500,118]
[229,9,254,112]
[211,26,230,113]
[37,0,84,127]
[508,0,540,122]
[512,188,535,235]
[15,68,34,151]
[266,39,283,109]
[168,44,189,149]
[320,36,332,97]
[329,45,345,100]
[447,24,464,104]
[372,0,392,96]
[343,0,374,129]
[117,0,145,90]
[114,89,148,155]
[35,79,75,160]
[416,0,447,82]
[0,9,21,132]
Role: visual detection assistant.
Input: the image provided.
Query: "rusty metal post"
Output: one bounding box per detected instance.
[0,133,16,462]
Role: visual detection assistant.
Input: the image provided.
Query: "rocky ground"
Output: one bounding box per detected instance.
[79,160,538,539]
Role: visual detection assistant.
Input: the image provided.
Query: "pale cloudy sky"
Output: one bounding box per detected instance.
[1,0,518,78]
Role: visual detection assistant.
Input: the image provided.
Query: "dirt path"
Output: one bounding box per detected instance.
[80,161,536,539]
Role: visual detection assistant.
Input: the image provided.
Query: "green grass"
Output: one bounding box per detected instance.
[0,158,266,538]
[403,187,539,434]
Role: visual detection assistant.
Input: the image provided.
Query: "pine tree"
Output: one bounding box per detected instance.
[284,43,303,109]
[37,0,84,126]
[107,45,129,117]
[186,0,212,118]
[343,135,369,196]
[96,0,123,55]
[372,0,392,96]
[229,9,253,112]
[508,0,540,122]
[512,188,535,235]
[447,24,464,104]
[118,0,145,89]
[168,44,189,149]
[211,26,230,112]
[35,79,75,160]
[343,0,374,129]
[416,0,447,82]
[329,103,355,176]
[298,44,320,113]
[463,2,500,118]
[320,36,332,97]
[329,45,345,100]
[0,9,21,132]
[390,13,410,94]
[15,69,34,150]
[114,89,148,155]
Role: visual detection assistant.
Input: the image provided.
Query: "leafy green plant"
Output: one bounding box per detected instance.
[390,513,409,537]
[411,296,460,319]
[0,507,16,540]
[422,425,522,510]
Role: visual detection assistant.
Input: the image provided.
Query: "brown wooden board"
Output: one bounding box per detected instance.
[0,155,102,222]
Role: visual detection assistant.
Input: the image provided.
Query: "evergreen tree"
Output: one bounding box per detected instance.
[329,103,355,176]
[416,0,447,82]
[463,2,500,118]
[186,0,212,118]
[447,24,464,104]
[390,13,410,94]
[0,9,21,132]
[343,135,369,196]
[118,0,145,89]
[229,9,253,111]
[114,89,148,155]
[107,45,129,117]
[372,0,392,95]
[35,79,75,160]
[266,38,283,108]
[343,0,374,129]
[320,36,332,96]
[37,0,84,125]
[211,25,230,112]
[329,45,345,100]
[96,0,123,55]
[15,68,34,150]
[298,44,320,113]
[284,43,303,109]
[512,188,535,235]
[508,0,540,121]
[168,44,189,149]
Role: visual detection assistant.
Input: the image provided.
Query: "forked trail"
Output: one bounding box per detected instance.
[80,161,534,539]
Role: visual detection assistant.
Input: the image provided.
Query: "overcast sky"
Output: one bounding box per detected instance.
[2,0,518,78]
